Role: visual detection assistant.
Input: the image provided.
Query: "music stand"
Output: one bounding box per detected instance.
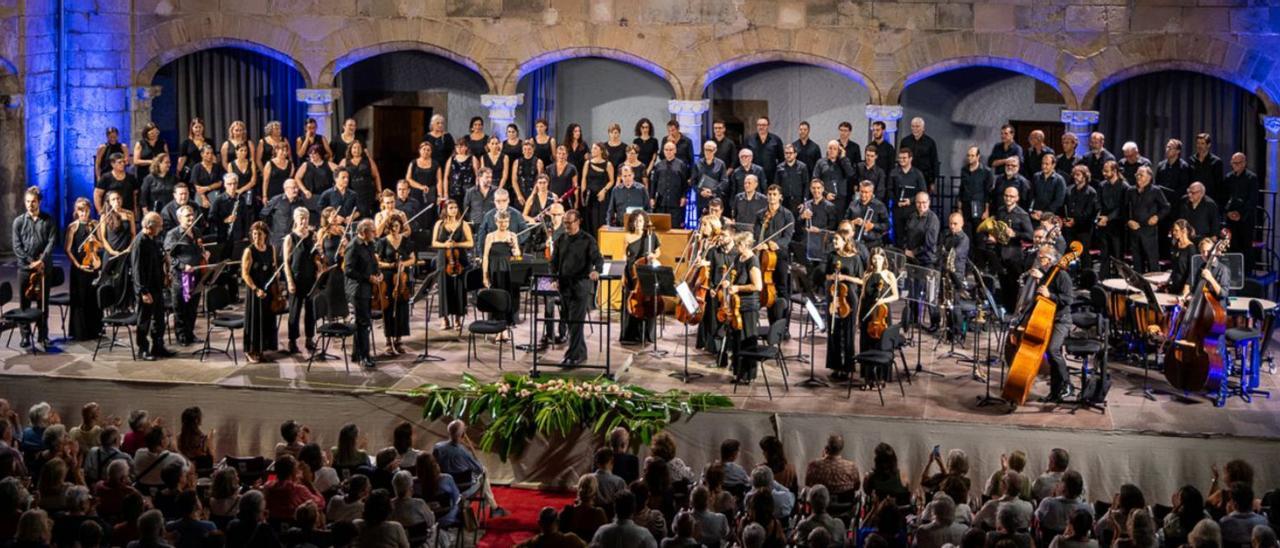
[972,263,1010,408]
[191,260,231,359]
[511,258,551,352]
[785,263,814,366]
[1115,259,1162,401]
[528,273,561,371]
[794,298,829,388]
[670,282,705,383]
[637,265,676,358]
[901,261,944,378]
[411,253,445,363]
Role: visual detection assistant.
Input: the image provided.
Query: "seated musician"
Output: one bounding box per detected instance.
[621,211,661,345]
[1027,244,1076,404]
[1178,236,1229,306]
[1168,219,1196,295]
[846,181,889,249]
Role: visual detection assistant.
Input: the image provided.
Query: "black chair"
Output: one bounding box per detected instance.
[466,289,515,370]
[734,321,791,400]
[404,521,432,548]
[309,293,353,373]
[199,285,243,364]
[849,323,909,405]
[93,284,138,361]
[1,281,45,353]
[45,267,70,338]
[1066,286,1110,414]
[219,455,271,487]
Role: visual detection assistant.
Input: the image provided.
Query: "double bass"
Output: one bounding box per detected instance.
[1001,241,1083,407]
[1163,232,1230,394]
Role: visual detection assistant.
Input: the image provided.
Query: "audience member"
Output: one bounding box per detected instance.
[354,489,410,548]
[518,506,587,548]
[1162,485,1207,548]
[328,474,370,523]
[560,474,609,543]
[208,466,242,526]
[388,421,421,470]
[806,434,861,496]
[263,454,325,521]
[976,471,1034,532]
[412,452,460,528]
[176,406,213,471]
[432,420,506,517]
[1189,518,1223,548]
[224,490,280,548]
[1036,470,1092,541]
[1253,526,1278,548]
[628,480,668,544]
[134,426,188,491]
[128,508,173,548]
[68,402,104,454]
[760,435,799,494]
[121,410,153,456]
[164,490,216,548]
[706,439,750,489]
[985,450,1033,500]
[1220,483,1268,547]
[83,426,132,484]
[648,432,695,484]
[746,464,796,520]
[332,423,371,470]
[678,485,729,548]
[389,470,433,531]
[917,493,966,548]
[592,447,627,508]
[661,512,699,548]
[1033,448,1072,501]
[591,491,657,548]
[1098,484,1147,547]
[863,443,910,506]
[274,419,308,460]
[1049,509,1099,548]
[610,427,640,485]
[920,448,970,502]
[794,485,848,547]
[298,442,341,497]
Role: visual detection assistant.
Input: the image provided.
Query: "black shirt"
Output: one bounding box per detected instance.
[1155,157,1192,199]
[1190,153,1226,204]
[940,230,969,282]
[1118,156,1152,185]
[606,184,650,226]
[730,192,767,228]
[754,206,796,260]
[1081,148,1116,182]
[552,230,603,283]
[853,162,887,203]
[343,239,377,298]
[1063,183,1099,230]
[711,137,738,167]
[791,138,821,179]
[774,160,809,205]
[888,167,927,207]
[691,158,728,199]
[813,157,853,200]
[899,133,940,184]
[1029,171,1067,214]
[727,163,768,198]
[988,142,1023,170]
[164,225,204,273]
[958,165,993,218]
[846,198,890,245]
[1177,197,1220,240]
[262,194,308,245]
[130,232,165,296]
[1126,184,1171,232]
[991,174,1031,211]
[12,211,58,267]
[463,186,495,224]
[97,172,138,211]
[744,132,785,184]
[868,139,895,173]
[319,187,358,219]
[1223,169,1260,223]
[650,157,689,207]
[141,173,176,213]
[1022,145,1056,181]
[1097,177,1132,227]
[993,205,1035,248]
[160,200,203,234]
[902,209,941,266]
[800,198,838,233]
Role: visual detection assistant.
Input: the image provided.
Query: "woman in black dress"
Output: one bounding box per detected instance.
[331,118,358,165]
[318,208,350,318]
[532,119,556,167]
[295,118,332,165]
[140,153,175,215]
[241,221,280,363]
[219,120,255,166]
[226,141,258,198]
[481,136,510,194]
[282,207,319,355]
[405,141,441,205]
[604,123,627,169]
[190,144,225,209]
[177,118,211,183]
[563,123,588,172]
[581,143,614,236]
[512,140,543,207]
[97,192,136,310]
[546,145,579,208]
[294,144,337,205]
[95,127,129,178]
[1168,219,1196,294]
[725,231,763,383]
[695,217,730,353]
[375,215,415,354]
[824,232,864,381]
[522,174,557,223]
[442,139,477,206]
[858,247,899,377]
[133,122,167,182]
[432,200,473,331]
[621,211,660,345]
[96,152,138,215]
[482,211,522,340]
[65,198,103,340]
[462,116,488,158]
[633,118,660,171]
[258,120,289,169]
[501,123,524,169]
[424,114,455,167]
[261,144,293,202]
[341,140,381,218]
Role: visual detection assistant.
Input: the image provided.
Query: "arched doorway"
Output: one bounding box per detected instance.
[514,56,675,145]
[151,47,307,158]
[333,50,489,177]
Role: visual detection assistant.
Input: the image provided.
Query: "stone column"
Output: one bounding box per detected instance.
[1061,110,1099,156]
[481,94,523,138]
[668,99,710,161]
[866,104,904,145]
[1263,116,1280,254]
[296,88,342,137]
[130,86,162,138]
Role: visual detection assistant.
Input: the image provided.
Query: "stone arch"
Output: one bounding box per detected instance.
[688,28,878,102]
[1083,60,1280,115]
[318,37,496,92]
[694,50,880,103]
[504,47,682,99]
[134,19,311,87]
[889,55,1078,109]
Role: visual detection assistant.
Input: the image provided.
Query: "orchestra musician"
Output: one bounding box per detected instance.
[940,212,971,344]
[1027,244,1076,403]
[345,219,381,369]
[846,181,889,249]
[901,191,940,327]
[756,185,795,331]
[813,140,852,213]
[164,204,209,346]
[242,221,280,364]
[374,214,415,355]
[12,187,58,350]
[318,208,350,318]
[1176,182,1220,242]
[482,211,522,341]
[650,141,690,228]
[1029,154,1067,221]
[318,168,360,224]
[394,179,427,252]
[432,199,474,332]
[989,187,1035,312]
[799,178,838,237]
[621,211,660,345]
[523,174,557,223]
[723,232,763,385]
[1178,235,1229,306]
[261,178,308,249]
[1096,160,1131,277]
[97,190,136,310]
[888,148,927,245]
[606,165,650,228]
[529,203,567,346]
[1062,165,1099,271]
[958,146,992,241]
[731,174,767,228]
[282,207,318,355]
[696,219,733,354]
[1126,165,1170,274]
[131,212,172,360]
[161,183,200,234]
[1168,219,1196,295]
[65,198,103,341]
[857,248,899,381]
[550,209,603,367]
[824,230,864,382]
[693,141,728,217]
[374,190,411,239]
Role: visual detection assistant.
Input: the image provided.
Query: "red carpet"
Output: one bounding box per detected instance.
[478,486,576,547]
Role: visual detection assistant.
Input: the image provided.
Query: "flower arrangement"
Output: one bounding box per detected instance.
[414,373,733,461]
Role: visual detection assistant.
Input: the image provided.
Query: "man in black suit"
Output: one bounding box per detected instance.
[344,219,381,369]
[132,212,174,360]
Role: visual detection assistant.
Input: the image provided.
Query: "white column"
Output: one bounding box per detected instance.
[296,88,342,137]
[1061,110,1099,156]
[865,104,904,145]
[1263,115,1280,255]
[481,94,524,138]
[129,86,161,138]
[668,99,710,161]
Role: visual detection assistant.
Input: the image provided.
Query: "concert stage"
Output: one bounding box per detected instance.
[2,299,1279,502]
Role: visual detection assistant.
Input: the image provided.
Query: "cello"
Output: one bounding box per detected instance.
[626,222,659,320]
[1162,232,1230,395]
[757,209,779,308]
[1001,241,1083,407]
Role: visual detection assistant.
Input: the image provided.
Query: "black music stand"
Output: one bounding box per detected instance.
[972,264,1010,408]
[528,273,560,371]
[901,261,944,378]
[637,265,675,359]
[784,263,814,365]
[411,253,445,363]
[511,258,551,352]
[192,260,232,359]
[1115,259,1162,401]
[670,281,705,383]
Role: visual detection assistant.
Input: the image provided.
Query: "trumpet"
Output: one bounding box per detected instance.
[976,216,1012,245]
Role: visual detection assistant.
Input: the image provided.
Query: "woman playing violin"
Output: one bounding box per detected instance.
[859,247,899,374]
[375,214,415,355]
[65,198,104,340]
[621,211,661,345]
[725,231,764,384]
[825,231,864,382]
[432,199,473,331]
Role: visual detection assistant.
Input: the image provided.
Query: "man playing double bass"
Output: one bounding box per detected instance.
[1026,244,1075,403]
[1178,236,1229,306]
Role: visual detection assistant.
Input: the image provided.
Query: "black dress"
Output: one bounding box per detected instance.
[633,137,659,169]
[621,233,660,344]
[97,142,128,176]
[565,142,588,171]
[824,252,864,375]
[858,270,894,372]
[514,156,539,202]
[191,162,225,199]
[67,223,103,340]
[481,153,506,191]
[526,193,556,220]
[533,136,554,167]
[605,142,628,169]
[330,135,354,165]
[178,139,208,181]
[374,237,413,338]
[136,139,167,181]
[423,133,454,167]
[547,163,577,205]
[321,234,349,317]
[244,244,279,354]
[1169,242,1195,294]
[409,159,440,205]
[486,240,517,325]
[583,160,610,235]
[141,173,176,213]
[264,159,292,199]
[96,172,138,212]
[447,155,475,204]
[501,139,523,170]
[462,134,488,158]
[346,157,376,217]
[728,255,762,380]
[229,160,254,193]
[300,160,334,200]
[697,247,730,353]
[259,138,286,166]
[435,222,468,318]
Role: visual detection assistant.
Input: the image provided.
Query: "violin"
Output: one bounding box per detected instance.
[1163,231,1231,395]
[626,224,660,320]
[859,269,889,339]
[79,221,103,270]
[675,235,714,326]
[371,274,389,310]
[393,262,411,301]
[23,269,43,301]
[715,266,743,331]
[829,259,852,319]
[269,278,289,314]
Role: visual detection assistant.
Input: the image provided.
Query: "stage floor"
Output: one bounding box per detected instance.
[3,298,1279,442]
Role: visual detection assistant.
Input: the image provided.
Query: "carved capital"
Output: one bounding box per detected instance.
[1060,110,1100,126]
[1263,116,1280,140]
[667,99,710,117]
[296,88,341,107]
[480,94,525,111]
[865,104,903,123]
[2,93,21,109]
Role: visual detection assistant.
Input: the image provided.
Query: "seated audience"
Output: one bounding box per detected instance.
[759,436,799,495]
[164,490,216,548]
[1036,470,1092,541]
[661,512,699,548]
[610,427,641,485]
[591,491,656,548]
[83,426,133,485]
[920,448,970,502]
[560,474,609,543]
[1162,485,1207,548]
[389,470,433,531]
[208,466,242,526]
[331,423,371,471]
[1033,448,1072,501]
[976,471,1034,532]
[274,420,308,460]
[985,504,1036,548]
[592,447,627,509]
[806,434,861,497]
[518,506,587,548]
[648,432,695,485]
[298,442,341,497]
[863,443,910,506]
[745,465,795,521]
[1049,509,1099,548]
[412,453,460,528]
[1220,483,1268,547]
[128,509,172,548]
[354,489,409,548]
[262,454,325,521]
[68,402,104,454]
[327,474,370,523]
[794,485,848,547]
[628,480,667,544]
[1098,484,1147,547]
[916,493,967,548]
[432,420,506,517]
[389,421,421,470]
[176,406,213,472]
[705,439,749,489]
[984,450,1033,500]
[677,485,729,548]
[134,426,189,491]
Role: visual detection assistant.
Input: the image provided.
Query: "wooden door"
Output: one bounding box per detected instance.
[372,106,429,179]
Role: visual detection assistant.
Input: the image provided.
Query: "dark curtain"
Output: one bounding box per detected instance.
[526,64,556,135]
[1096,70,1265,177]
[151,47,306,150]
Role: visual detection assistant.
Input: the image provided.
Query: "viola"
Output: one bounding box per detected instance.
[715,266,743,331]
[1163,231,1230,395]
[23,269,43,301]
[675,233,716,326]
[269,279,289,314]
[79,224,103,271]
[444,247,464,276]
[393,262,411,301]
[1001,241,1083,407]
[867,303,889,338]
[829,259,852,319]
